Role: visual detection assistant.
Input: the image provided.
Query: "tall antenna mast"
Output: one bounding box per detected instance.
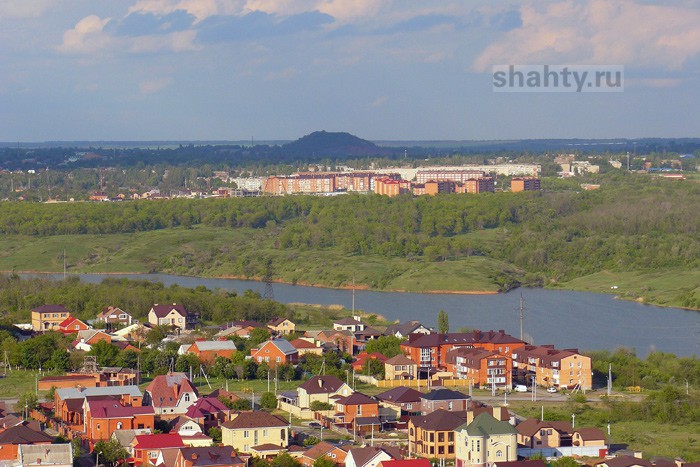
[519,291,524,341]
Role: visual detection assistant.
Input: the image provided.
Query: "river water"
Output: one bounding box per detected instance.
[26,273,699,358]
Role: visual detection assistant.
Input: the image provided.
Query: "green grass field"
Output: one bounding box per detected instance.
[0,369,51,401]
[557,268,700,309]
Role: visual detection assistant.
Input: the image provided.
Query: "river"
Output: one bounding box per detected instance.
[24,273,699,358]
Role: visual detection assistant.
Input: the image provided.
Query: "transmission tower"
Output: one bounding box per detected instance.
[263,258,275,300]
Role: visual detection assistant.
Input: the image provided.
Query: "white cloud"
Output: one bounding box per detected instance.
[473,0,700,72]
[57,15,112,54]
[128,0,244,23]
[139,77,172,94]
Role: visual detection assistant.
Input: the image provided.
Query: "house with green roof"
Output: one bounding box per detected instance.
[455,412,517,467]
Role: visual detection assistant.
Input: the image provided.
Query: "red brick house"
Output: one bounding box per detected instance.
[189,340,237,364]
[334,392,380,434]
[144,373,199,418]
[0,423,54,461]
[58,316,89,334]
[251,339,299,367]
[84,399,155,445]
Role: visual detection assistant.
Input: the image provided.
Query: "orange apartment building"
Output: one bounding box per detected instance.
[335,172,374,192]
[424,180,456,195]
[401,330,525,370]
[512,345,592,390]
[457,177,495,193]
[444,348,512,389]
[511,177,541,192]
[375,177,411,197]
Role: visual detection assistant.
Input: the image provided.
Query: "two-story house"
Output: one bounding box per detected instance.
[31,305,71,332]
[334,392,380,435]
[131,433,186,466]
[333,317,365,333]
[84,399,155,445]
[420,388,470,415]
[455,412,518,467]
[221,411,289,454]
[174,446,246,467]
[268,318,296,336]
[375,387,422,420]
[516,419,573,449]
[408,409,467,460]
[57,316,89,334]
[96,306,133,331]
[384,355,418,380]
[144,373,199,418]
[148,303,193,331]
[296,375,353,409]
[250,339,299,367]
[383,321,432,339]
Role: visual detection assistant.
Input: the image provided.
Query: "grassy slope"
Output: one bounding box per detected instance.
[0,225,504,293]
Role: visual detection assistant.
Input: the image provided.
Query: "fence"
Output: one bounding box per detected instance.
[377,378,473,389]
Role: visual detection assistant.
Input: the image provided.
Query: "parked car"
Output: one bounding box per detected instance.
[308,422,322,429]
[513,384,528,392]
[547,387,557,393]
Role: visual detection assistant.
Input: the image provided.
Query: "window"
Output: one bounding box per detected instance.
[178,318,183,323]
[265,349,270,353]
[448,432,454,442]
[357,405,362,415]
[244,431,249,438]
[244,445,249,452]
[476,440,481,452]
[438,446,444,455]
[276,357,281,363]
[406,404,412,410]
[496,450,503,457]
[258,357,262,362]
[96,423,100,430]
[137,424,144,429]
[540,430,546,436]
[149,451,157,459]
[116,422,122,429]
[448,446,454,454]
[448,402,453,411]
[74,325,80,330]
[263,430,268,437]
[438,433,444,442]
[410,428,414,436]
[185,393,190,402]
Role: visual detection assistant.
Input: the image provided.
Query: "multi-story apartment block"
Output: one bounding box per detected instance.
[375,177,411,197]
[457,177,495,194]
[445,348,512,389]
[511,177,541,192]
[263,173,336,195]
[512,345,592,390]
[415,170,486,184]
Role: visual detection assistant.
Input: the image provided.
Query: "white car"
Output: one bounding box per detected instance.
[547,387,557,393]
[513,384,528,392]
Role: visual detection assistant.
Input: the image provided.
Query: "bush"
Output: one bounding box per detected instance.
[309,401,334,411]
[260,392,278,410]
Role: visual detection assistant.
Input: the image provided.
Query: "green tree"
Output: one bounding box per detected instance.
[260,392,278,410]
[313,457,336,467]
[87,340,120,367]
[364,336,403,358]
[93,439,129,467]
[553,457,581,467]
[231,398,252,410]
[208,427,222,443]
[309,401,333,411]
[303,436,321,446]
[271,453,301,467]
[71,438,83,460]
[45,385,57,403]
[17,392,38,415]
[362,358,385,379]
[437,309,449,334]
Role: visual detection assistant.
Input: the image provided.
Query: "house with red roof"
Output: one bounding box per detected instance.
[250,339,299,367]
[352,352,388,371]
[379,460,431,467]
[174,446,246,467]
[290,338,323,356]
[72,329,112,351]
[185,396,233,432]
[57,316,89,334]
[84,399,155,445]
[131,433,186,466]
[144,373,199,418]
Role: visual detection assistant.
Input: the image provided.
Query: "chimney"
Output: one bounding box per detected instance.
[318,378,323,388]
[493,406,502,420]
[466,411,474,425]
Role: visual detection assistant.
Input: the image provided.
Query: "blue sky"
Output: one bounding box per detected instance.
[1,0,699,142]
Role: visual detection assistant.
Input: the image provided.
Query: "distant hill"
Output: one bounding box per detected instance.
[281,131,394,157]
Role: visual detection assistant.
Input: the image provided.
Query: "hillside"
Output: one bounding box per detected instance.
[281,131,394,157]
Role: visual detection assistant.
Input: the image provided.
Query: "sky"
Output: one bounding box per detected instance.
[1,0,699,142]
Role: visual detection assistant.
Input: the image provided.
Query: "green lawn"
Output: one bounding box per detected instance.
[0,369,51,401]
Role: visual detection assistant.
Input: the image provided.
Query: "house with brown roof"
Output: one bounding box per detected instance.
[221,411,289,454]
[0,423,54,461]
[144,372,199,418]
[408,409,467,460]
[445,347,512,389]
[297,375,353,409]
[185,396,233,432]
[84,399,155,445]
[30,305,71,332]
[596,456,654,467]
[384,321,432,339]
[250,339,299,367]
[384,355,418,380]
[333,317,365,333]
[334,392,380,434]
[516,418,573,449]
[174,446,246,467]
[420,388,470,415]
[375,387,422,420]
[300,441,348,467]
[313,329,355,354]
[268,317,296,336]
[290,338,323,356]
[573,427,607,447]
[96,306,133,330]
[148,303,194,331]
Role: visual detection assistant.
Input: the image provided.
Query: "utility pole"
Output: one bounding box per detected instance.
[607,364,612,396]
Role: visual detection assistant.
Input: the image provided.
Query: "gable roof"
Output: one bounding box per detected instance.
[290,339,321,350]
[422,388,469,401]
[403,330,523,348]
[380,460,432,467]
[97,305,129,319]
[0,423,54,445]
[268,317,292,327]
[257,338,297,356]
[298,375,346,395]
[150,303,188,318]
[302,441,337,460]
[112,428,152,448]
[133,433,185,450]
[600,457,654,467]
[334,317,363,326]
[192,340,237,352]
[410,409,467,431]
[222,411,288,430]
[384,354,416,366]
[516,419,573,437]
[460,412,517,436]
[178,446,243,466]
[58,316,86,329]
[375,387,422,404]
[336,392,376,406]
[87,400,155,419]
[145,373,198,408]
[348,446,397,467]
[185,396,230,419]
[575,427,606,441]
[384,321,428,337]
